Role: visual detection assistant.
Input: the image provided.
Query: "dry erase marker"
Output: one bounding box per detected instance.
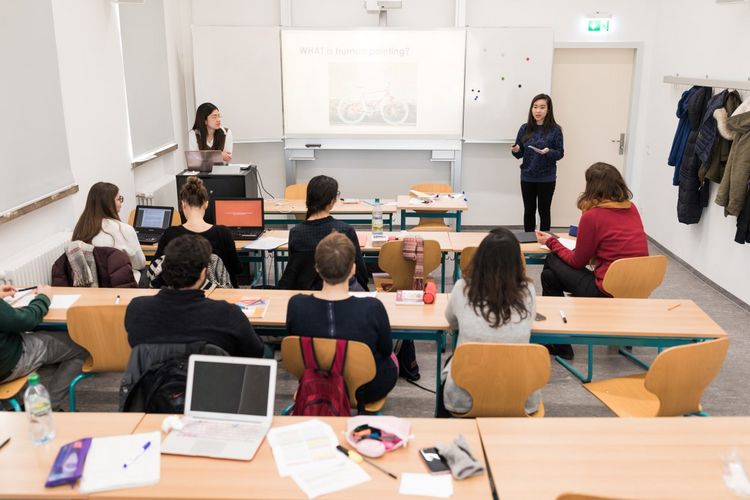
[667,303,681,311]
[559,310,568,323]
[115,295,121,305]
[16,286,37,292]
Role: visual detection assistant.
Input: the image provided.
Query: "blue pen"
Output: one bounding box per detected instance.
[123,441,151,469]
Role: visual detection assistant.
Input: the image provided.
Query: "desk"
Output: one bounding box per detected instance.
[264,199,396,230]
[478,416,750,500]
[95,415,491,500]
[397,195,468,231]
[0,412,145,499]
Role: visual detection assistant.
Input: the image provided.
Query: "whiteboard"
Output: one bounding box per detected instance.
[281,29,465,139]
[0,0,74,214]
[463,27,554,142]
[119,0,175,158]
[192,26,283,142]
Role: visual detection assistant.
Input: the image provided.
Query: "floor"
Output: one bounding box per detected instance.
[71,234,750,417]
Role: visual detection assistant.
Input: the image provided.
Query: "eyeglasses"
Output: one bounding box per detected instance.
[116,195,124,203]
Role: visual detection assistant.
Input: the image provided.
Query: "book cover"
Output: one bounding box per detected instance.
[237,297,271,319]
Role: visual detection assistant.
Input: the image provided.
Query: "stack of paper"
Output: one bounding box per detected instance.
[78,432,160,494]
[8,293,80,310]
[236,298,270,319]
[243,237,288,251]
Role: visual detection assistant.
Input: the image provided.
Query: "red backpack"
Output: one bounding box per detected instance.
[292,337,351,417]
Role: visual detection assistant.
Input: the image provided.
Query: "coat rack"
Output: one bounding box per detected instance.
[663,75,750,91]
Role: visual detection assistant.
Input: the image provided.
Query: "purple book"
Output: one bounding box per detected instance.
[45,438,92,488]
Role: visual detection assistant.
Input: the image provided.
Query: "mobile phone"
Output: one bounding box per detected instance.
[419,447,451,475]
[529,145,543,153]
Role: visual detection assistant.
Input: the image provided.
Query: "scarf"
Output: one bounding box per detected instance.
[66,241,99,288]
[402,237,425,290]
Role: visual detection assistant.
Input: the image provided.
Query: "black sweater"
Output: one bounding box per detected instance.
[125,288,264,358]
[154,225,241,287]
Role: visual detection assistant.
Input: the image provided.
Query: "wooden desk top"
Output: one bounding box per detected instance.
[265,199,397,215]
[447,231,572,254]
[396,195,468,212]
[94,415,490,500]
[254,230,452,252]
[0,412,144,499]
[478,416,750,500]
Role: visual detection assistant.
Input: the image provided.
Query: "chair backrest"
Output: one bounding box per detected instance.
[460,247,477,276]
[602,255,668,298]
[281,336,376,407]
[645,337,729,416]
[450,343,550,417]
[410,183,452,194]
[285,183,308,200]
[67,305,131,373]
[377,239,442,291]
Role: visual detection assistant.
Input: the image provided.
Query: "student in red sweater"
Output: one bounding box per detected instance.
[535,162,648,358]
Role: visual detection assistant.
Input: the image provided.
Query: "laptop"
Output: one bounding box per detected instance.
[213,197,265,240]
[161,355,277,461]
[184,150,224,172]
[133,205,174,244]
[512,230,539,244]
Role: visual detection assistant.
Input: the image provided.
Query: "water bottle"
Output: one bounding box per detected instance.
[372,198,384,237]
[24,372,55,445]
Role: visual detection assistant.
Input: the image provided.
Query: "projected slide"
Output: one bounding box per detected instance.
[282,30,465,138]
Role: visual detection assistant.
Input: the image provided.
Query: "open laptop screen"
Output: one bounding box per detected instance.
[214,199,264,228]
[190,359,272,417]
[134,206,173,229]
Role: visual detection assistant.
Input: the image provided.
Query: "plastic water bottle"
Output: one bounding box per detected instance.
[24,372,55,445]
[372,198,384,237]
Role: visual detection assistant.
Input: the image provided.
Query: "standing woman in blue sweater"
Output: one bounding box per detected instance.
[511,94,564,232]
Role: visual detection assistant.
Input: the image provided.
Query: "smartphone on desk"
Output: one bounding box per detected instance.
[419,447,450,475]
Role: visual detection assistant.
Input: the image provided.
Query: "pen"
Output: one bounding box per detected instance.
[0,437,9,451]
[241,298,265,307]
[336,445,397,479]
[559,309,568,323]
[667,303,681,311]
[115,295,121,305]
[123,441,151,469]
[16,286,37,292]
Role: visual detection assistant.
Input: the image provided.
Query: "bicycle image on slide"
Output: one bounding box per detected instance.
[333,84,413,126]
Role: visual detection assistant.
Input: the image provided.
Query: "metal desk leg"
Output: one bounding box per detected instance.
[261,251,267,287]
[456,211,462,232]
[554,344,593,383]
[453,253,461,282]
[440,253,445,292]
[434,332,445,417]
[618,347,650,370]
[400,210,406,230]
[388,213,393,231]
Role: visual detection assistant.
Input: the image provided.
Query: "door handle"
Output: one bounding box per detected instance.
[610,133,625,155]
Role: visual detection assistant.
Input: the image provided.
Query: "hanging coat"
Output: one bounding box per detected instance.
[676,86,712,224]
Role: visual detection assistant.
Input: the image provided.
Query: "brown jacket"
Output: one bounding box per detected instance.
[715,99,750,216]
[51,246,138,288]
[700,91,742,184]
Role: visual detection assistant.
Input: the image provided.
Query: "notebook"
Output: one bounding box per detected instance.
[78,432,160,494]
[160,355,277,461]
[184,150,223,172]
[133,205,174,244]
[213,198,265,240]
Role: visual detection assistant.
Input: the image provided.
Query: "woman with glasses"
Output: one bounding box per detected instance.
[72,182,146,284]
[189,102,233,164]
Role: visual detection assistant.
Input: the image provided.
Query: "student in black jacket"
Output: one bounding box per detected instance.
[286,232,397,406]
[278,175,368,290]
[126,234,264,357]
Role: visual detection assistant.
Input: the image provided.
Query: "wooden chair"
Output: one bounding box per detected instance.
[449,343,550,417]
[127,208,180,227]
[558,495,632,500]
[459,246,477,276]
[377,239,442,291]
[284,183,308,221]
[584,338,728,417]
[410,183,452,231]
[66,305,132,411]
[0,375,29,411]
[602,255,668,298]
[281,336,387,413]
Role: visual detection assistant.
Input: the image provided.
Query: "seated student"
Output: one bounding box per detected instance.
[72,182,147,285]
[152,176,241,288]
[278,175,368,290]
[439,227,538,417]
[536,162,648,359]
[125,235,264,358]
[0,285,88,411]
[286,233,397,407]
[189,102,233,163]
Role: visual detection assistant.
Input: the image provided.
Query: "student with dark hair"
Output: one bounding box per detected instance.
[286,232,397,407]
[152,176,241,287]
[511,93,564,232]
[278,175,368,290]
[536,162,648,359]
[126,235,264,357]
[72,182,146,284]
[188,102,233,163]
[439,227,538,417]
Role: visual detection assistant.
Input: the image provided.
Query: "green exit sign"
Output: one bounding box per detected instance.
[587,18,611,32]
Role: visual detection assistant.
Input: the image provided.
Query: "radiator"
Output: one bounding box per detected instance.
[136,192,153,206]
[0,232,71,286]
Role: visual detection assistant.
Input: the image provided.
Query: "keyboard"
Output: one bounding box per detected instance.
[137,232,162,244]
[229,229,263,241]
[178,420,268,442]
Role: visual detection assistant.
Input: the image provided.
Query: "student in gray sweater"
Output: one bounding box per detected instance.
[440,227,539,416]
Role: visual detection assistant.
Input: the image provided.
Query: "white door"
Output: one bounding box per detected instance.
[550,48,635,226]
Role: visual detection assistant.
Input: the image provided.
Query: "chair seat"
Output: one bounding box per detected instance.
[584,373,660,417]
[364,397,386,413]
[82,357,95,373]
[530,399,545,418]
[411,223,451,232]
[0,375,29,400]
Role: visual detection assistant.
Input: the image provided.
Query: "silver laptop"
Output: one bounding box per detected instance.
[184,150,224,172]
[161,355,277,461]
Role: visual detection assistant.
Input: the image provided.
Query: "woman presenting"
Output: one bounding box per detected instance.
[188,102,233,163]
[511,94,564,232]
